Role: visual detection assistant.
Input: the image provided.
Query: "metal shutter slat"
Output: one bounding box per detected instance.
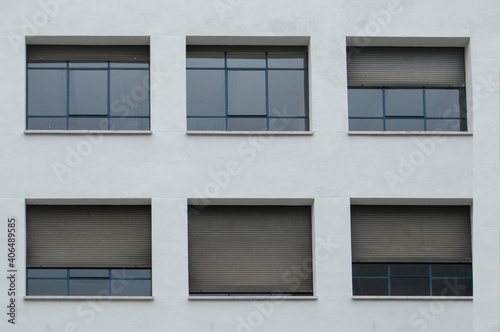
[27,45,150,62]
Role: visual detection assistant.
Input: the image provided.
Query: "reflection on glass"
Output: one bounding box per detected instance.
[432,279,472,296]
[68,63,107,68]
[391,279,429,296]
[69,117,108,130]
[28,279,67,295]
[28,69,67,116]
[268,71,306,117]
[390,264,429,277]
[228,118,267,131]
[385,89,423,116]
[187,70,225,116]
[349,118,384,131]
[28,269,67,278]
[110,63,149,68]
[432,264,472,278]
[353,279,388,296]
[111,269,152,279]
[110,70,149,116]
[352,264,388,277]
[269,118,307,131]
[385,119,425,131]
[111,280,151,296]
[27,117,67,130]
[187,118,226,131]
[268,52,306,68]
[425,89,462,117]
[228,71,266,116]
[348,89,383,117]
[69,269,109,278]
[187,52,225,68]
[426,119,462,131]
[227,52,265,68]
[28,62,66,68]
[69,70,107,115]
[110,118,149,130]
[69,280,109,296]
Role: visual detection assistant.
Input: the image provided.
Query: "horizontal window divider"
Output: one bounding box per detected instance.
[189,296,318,301]
[25,130,153,135]
[24,296,154,301]
[351,296,472,301]
[347,131,472,136]
[187,130,314,136]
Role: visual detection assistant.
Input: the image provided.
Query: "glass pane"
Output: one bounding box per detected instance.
[227,118,267,131]
[187,117,226,131]
[70,269,109,278]
[68,117,108,130]
[391,279,430,296]
[268,70,306,117]
[385,89,424,116]
[228,71,266,115]
[187,70,226,117]
[227,52,265,68]
[352,264,388,277]
[69,279,109,296]
[268,52,306,68]
[432,279,472,296]
[28,269,67,278]
[426,119,463,131]
[28,279,67,295]
[110,63,149,69]
[111,280,151,296]
[69,70,107,115]
[28,69,67,116]
[348,89,383,117]
[187,52,225,68]
[391,264,429,277]
[425,89,462,118]
[68,62,107,68]
[269,118,308,131]
[110,118,149,130]
[385,119,425,131]
[111,269,151,279]
[28,62,66,68]
[353,278,388,296]
[432,264,472,278]
[110,70,149,116]
[349,118,384,131]
[27,117,67,130]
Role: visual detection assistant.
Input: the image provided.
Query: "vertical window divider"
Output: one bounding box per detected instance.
[387,264,391,296]
[382,88,386,131]
[66,268,70,295]
[429,264,433,296]
[66,61,70,130]
[107,62,111,130]
[265,52,269,130]
[423,88,427,131]
[224,52,229,131]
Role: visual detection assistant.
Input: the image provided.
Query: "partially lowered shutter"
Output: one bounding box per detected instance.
[27,45,150,62]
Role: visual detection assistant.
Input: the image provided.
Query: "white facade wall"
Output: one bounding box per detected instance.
[0,0,498,331]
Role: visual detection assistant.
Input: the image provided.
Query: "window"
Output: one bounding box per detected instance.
[351,205,472,296]
[27,45,150,130]
[186,46,309,131]
[26,205,151,296]
[347,47,467,131]
[188,205,313,295]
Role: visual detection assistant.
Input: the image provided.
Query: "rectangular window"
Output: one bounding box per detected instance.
[188,205,313,295]
[351,205,472,296]
[347,47,467,132]
[186,46,309,131]
[27,45,150,130]
[26,205,152,296]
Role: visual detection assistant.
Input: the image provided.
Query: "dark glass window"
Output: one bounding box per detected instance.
[187,46,309,131]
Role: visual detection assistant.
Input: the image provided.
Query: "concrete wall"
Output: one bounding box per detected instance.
[0,0,499,331]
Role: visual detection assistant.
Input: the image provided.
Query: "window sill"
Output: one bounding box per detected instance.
[189,296,317,300]
[348,131,472,136]
[24,130,152,135]
[187,131,314,136]
[24,296,154,301]
[352,296,472,300]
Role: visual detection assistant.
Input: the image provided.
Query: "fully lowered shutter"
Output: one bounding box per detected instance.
[188,205,313,294]
[27,205,151,268]
[347,47,465,87]
[351,205,471,263]
[27,45,150,62]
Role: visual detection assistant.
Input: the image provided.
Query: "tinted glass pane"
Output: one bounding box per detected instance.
[69,279,109,296]
[69,62,107,68]
[111,269,152,279]
[432,264,472,278]
[349,118,384,131]
[187,117,226,131]
[432,279,472,296]
[353,278,388,296]
[352,264,388,277]
[391,279,430,296]
[385,119,425,131]
[187,52,225,68]
[227,52,265,68]
[268,52,306,68]
[28,69,67,116]
[268,70,306,117]
[110,70,149,116]
[385,89,423,116]
[228,71,266,116]
[69,70,107,115]
[28,62,66,68]
[111,280,151,296]
[68,117,108,130]
[27,117,67,130]
[28,269,67,278]
[110,63,149,69]
[391,264,429,277]
[187,70,225,116]
[425,89,462,117]
[70,269,109,278]
[28,279,67,295]
[110,118,150,130]
[426,119,462,131]
[269,118,308,131]
[348,89,383,117]
[227,118,267,131]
